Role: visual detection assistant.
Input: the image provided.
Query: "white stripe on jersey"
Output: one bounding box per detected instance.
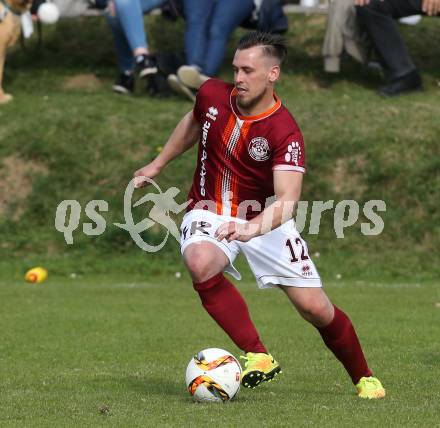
[273,165,306,173]
[221,118,243,216]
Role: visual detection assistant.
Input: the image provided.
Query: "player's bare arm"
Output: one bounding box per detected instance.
[134,111,201,188]
[215,170,303,243]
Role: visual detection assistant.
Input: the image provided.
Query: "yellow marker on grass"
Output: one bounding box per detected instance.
[25,267,48,283]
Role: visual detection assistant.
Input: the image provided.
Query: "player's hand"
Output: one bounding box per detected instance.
[215,221,259,243]
[133,161,162,188]
[422,0,440,15]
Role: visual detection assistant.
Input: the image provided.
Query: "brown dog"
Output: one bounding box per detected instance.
[0,0,32,104]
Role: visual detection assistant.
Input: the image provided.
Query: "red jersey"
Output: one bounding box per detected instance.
[188,79,306,220]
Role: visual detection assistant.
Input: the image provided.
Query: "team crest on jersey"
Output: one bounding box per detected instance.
[248,137,270,161]
[285,142,301,166]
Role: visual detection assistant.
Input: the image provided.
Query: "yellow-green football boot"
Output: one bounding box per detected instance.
[240,353,281,389]
[356,376,386,399]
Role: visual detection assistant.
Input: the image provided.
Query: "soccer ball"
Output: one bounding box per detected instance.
[185,348,242,402]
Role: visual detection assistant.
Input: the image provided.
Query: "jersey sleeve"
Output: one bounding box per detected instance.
[193,79,214,124]
[272,129,306,173]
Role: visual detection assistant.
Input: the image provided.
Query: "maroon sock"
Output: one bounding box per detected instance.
[317,305,372,384]
[193,273,267,354]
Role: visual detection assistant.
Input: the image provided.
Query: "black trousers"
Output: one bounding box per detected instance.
[356,0,435,80]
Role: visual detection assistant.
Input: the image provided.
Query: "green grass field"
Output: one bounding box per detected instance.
[1,274,439,426]
[1,13,439,427]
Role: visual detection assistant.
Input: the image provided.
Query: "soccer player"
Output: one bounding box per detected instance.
[134,32,385,399]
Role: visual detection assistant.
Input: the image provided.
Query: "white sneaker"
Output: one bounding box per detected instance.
[177,65,209,90]
[399,15,422,25]
[167,74,196,102]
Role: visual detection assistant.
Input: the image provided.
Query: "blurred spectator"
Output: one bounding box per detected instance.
[355,0,440,96]
[323,0,367,73]
[107,0,166,94]
[167,0,288,101]
[168,0,255,98]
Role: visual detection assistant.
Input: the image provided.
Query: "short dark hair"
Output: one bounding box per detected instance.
[237,31,287,65]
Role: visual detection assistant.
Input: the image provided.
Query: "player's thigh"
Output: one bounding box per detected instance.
[183,241,230,282]
[180,210,241,282]
[280,286,334,327]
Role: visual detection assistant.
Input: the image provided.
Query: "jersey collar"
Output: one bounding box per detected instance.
[230,87,282,122]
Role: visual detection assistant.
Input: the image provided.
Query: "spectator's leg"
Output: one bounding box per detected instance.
[107,12,135,72]
[182,0,216,68]
[114,0,165,55]
[356,0,422,80]
[202,0,254,76]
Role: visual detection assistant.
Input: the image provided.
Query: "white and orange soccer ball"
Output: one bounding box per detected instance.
[185,348,242,402]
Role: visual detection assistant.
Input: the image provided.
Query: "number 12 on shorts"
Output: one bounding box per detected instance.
[285,238,310,263]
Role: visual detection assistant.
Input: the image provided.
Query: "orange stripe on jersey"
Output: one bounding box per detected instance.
[230,121,252,217]
[215,113,236,214]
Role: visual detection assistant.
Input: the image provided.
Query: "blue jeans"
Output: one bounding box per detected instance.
[183,0,254,76]
[107,0,166,72]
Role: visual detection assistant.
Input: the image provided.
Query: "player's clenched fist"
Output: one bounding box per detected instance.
[215,221,259,243]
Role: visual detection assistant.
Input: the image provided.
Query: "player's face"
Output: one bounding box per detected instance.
[233,46,280,111]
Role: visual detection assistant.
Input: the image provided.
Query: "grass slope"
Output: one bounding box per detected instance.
[0,15,439,280]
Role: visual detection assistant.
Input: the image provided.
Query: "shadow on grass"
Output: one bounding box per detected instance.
[124,374,184,398]
[123,374,260,404]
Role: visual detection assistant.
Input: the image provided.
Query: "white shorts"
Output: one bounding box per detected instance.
[180,209,322,289]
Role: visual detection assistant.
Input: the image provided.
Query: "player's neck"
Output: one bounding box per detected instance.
[237,90,276,118]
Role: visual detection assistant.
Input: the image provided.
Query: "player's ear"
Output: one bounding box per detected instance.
[268,65,280,83]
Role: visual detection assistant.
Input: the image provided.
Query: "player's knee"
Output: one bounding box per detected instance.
[185,259,207,282]
[184,254,218,283]
[184,243,228,282]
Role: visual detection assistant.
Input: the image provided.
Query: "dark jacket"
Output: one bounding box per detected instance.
[242,0,288,34]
